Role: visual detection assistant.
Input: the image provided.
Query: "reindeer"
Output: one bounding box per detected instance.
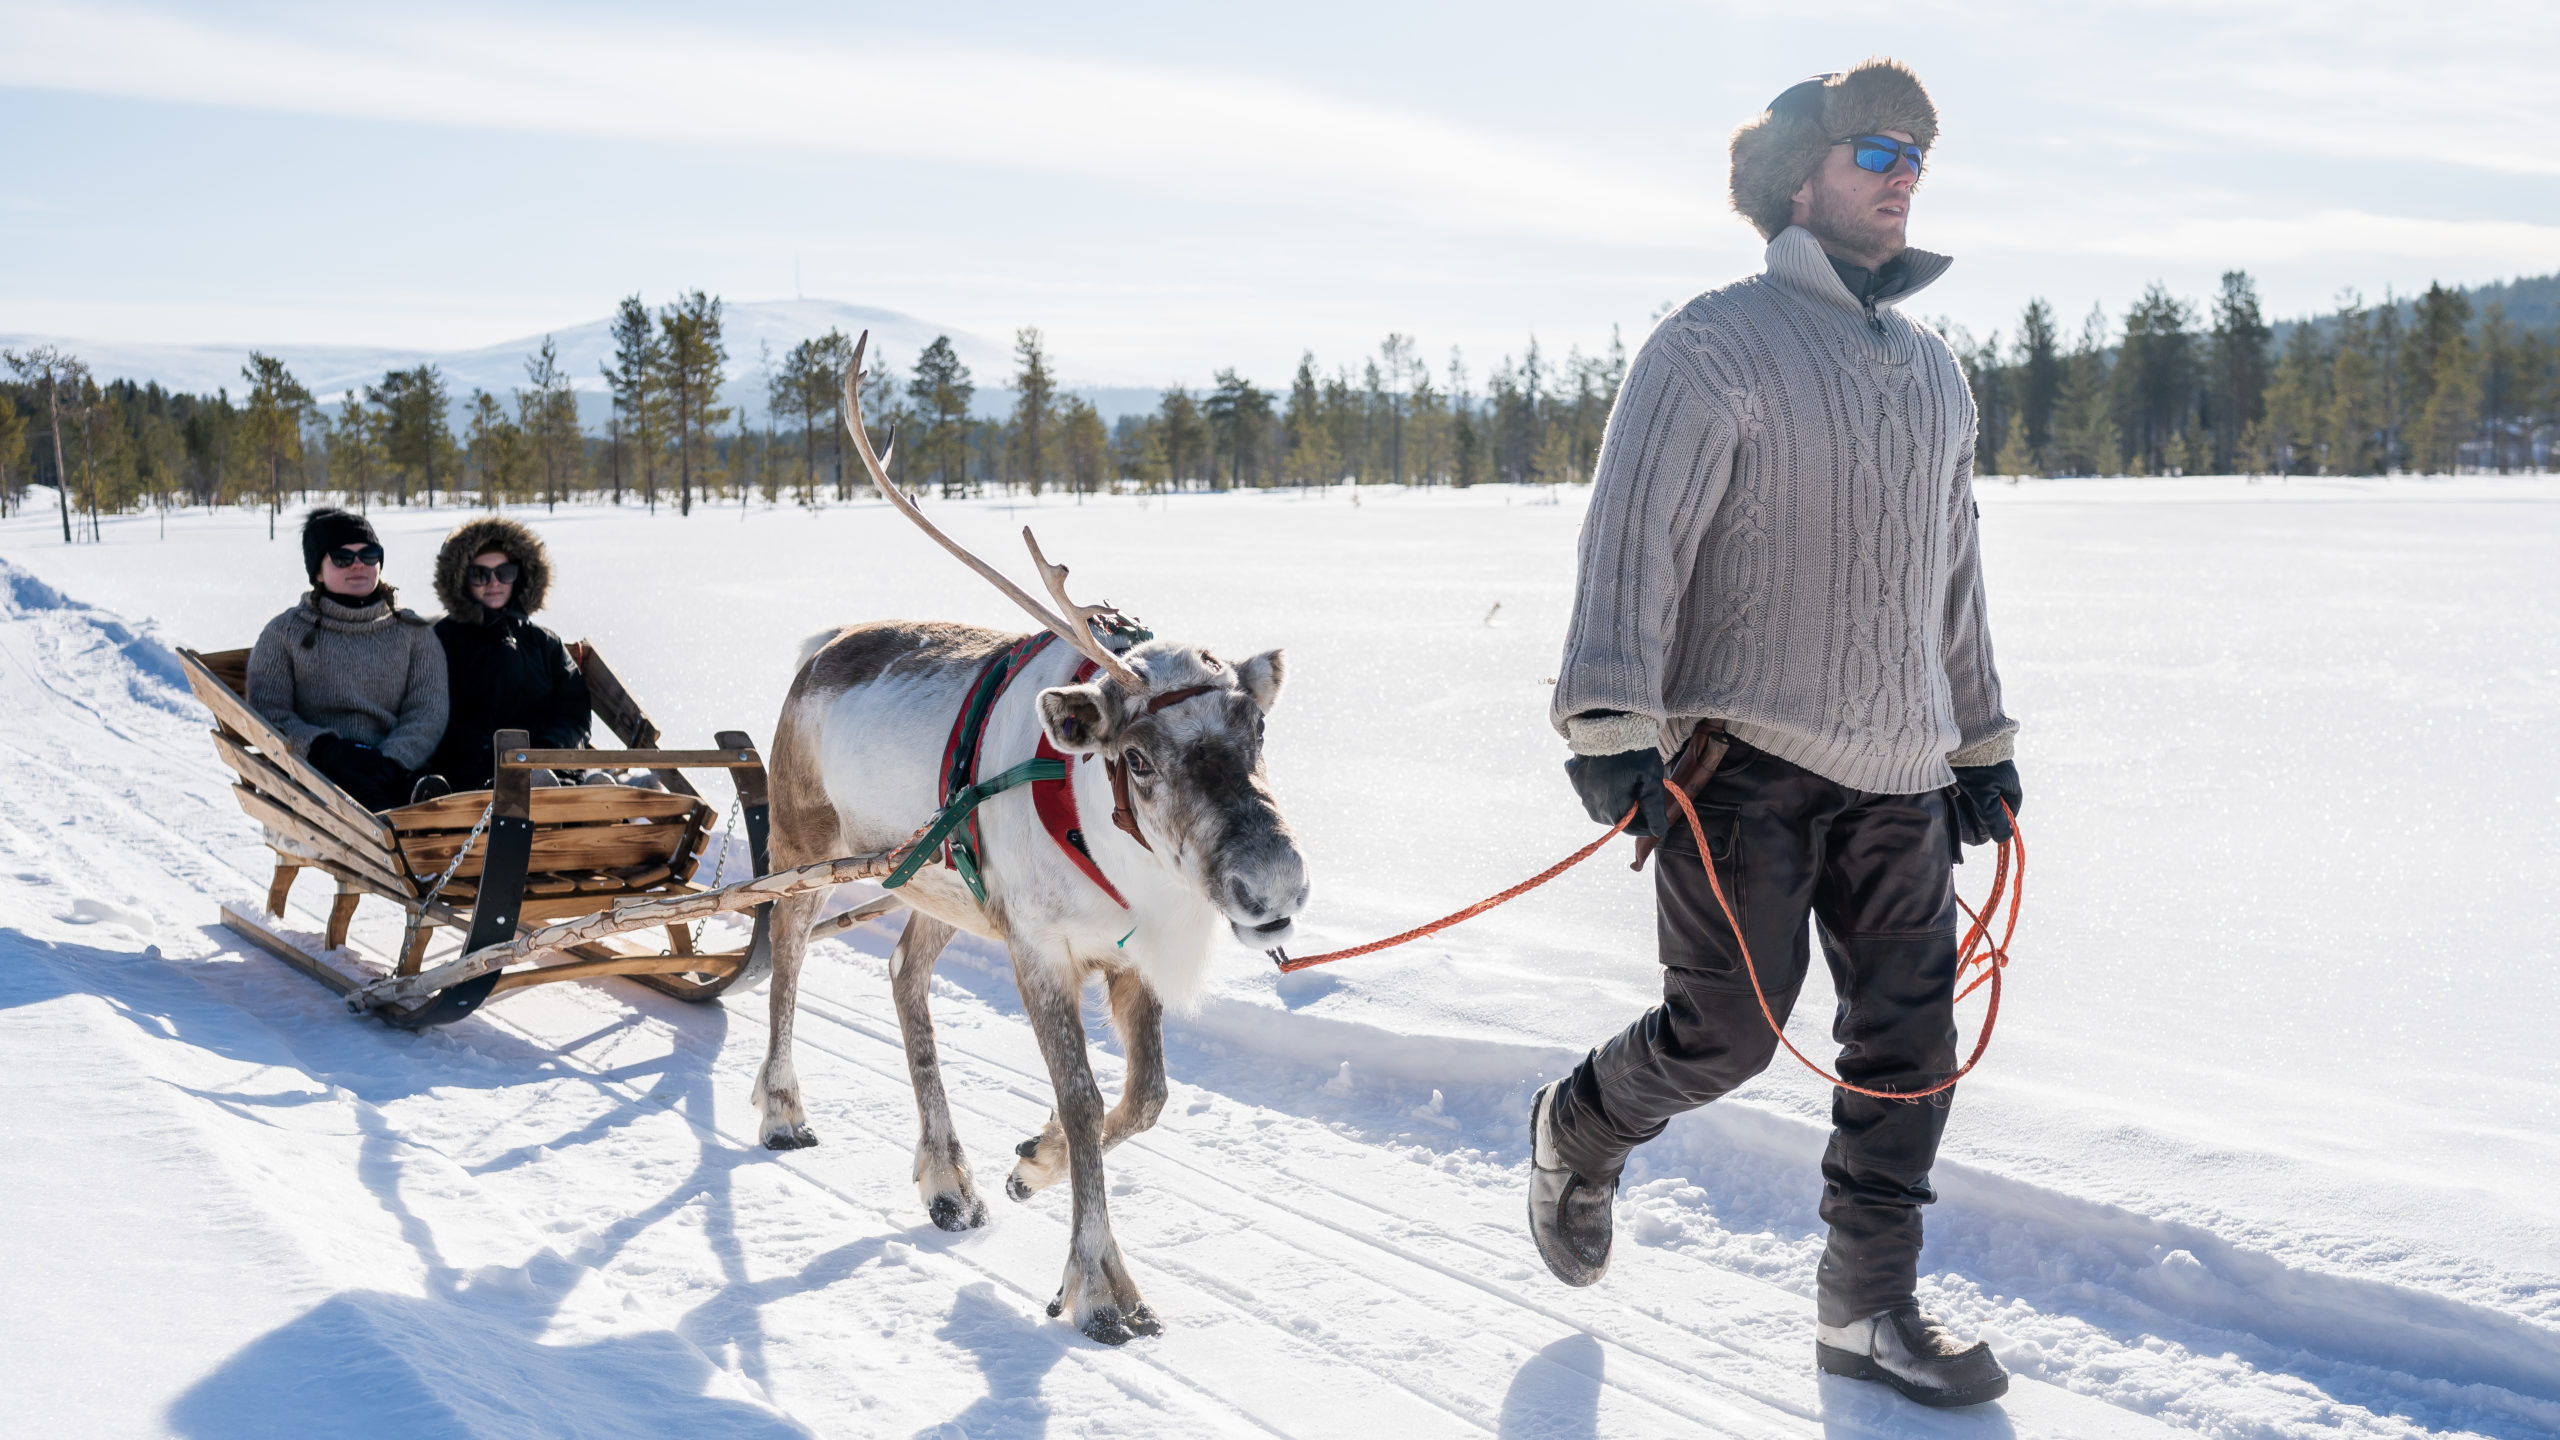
[750,342,1309,1345]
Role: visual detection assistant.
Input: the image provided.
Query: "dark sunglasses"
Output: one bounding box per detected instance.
[1841,133,1925,177]
[324,544,384,568]
[467,562,521,587]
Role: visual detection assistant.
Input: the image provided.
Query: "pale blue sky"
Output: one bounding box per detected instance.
[4,0,2555,389]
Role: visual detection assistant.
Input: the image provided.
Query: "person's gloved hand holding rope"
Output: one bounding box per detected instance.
[1948,759,2022,845]
[1565,745,1665,838]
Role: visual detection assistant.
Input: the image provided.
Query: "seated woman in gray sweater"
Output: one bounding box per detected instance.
[246,508,451,812]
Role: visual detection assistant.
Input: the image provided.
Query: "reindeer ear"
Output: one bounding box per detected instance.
[1235,649,1286,713]
[1037,682,1120,753]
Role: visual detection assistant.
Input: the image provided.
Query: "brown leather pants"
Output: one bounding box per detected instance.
[1546,736,1963,1325]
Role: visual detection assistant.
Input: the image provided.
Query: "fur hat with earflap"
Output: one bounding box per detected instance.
[1728,59,1938,242]
[433,516,553,623]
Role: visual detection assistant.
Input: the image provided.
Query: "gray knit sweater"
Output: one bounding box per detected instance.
[246,588,450,769]
[1552,226,2015,795]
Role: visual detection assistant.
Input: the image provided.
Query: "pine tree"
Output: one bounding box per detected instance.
[466,389,527,506]
[2051,307,2117,475]
[1007,327,1058,494]
[0,391,25,518]
[655,291,729,517]
[369,366,452,506]
[604,295,664,510]
[241,353,313,539]
[1156,388,1204,489]
[2414,325,2479,474]
[2326,296,2382,474]
[1284,353,1336,485]
[2476,303,2519,472]
[519,337,581,511]
[2400,283,2474,474]
[331,390,382,509]
[1991,411,2032,479]
[2262,321,2328,475]
[773,339,824,504]
[1060,396,1110,498]
[2013,299,2062,465]
[816,330,862,500]
[2113,283,2198,475]
[2208,271,2272,474]
[2369,292,2403,468]
[906,337,975,497]
[1204,369,1268,488]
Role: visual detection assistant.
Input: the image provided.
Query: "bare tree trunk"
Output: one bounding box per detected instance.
[46,379,70,544]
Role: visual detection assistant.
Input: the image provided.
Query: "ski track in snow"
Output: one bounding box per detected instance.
[2,484,2555,1439]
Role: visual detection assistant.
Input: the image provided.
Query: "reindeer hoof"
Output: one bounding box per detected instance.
[928,1192,988,1232]
[762,1125,819,1151]
[1083,1312,1134,1345]
[1047,1287,1064,1318]
[1080,1303,1161,1346]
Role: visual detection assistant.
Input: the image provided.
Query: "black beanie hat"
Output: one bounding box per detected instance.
[301,507,382,581]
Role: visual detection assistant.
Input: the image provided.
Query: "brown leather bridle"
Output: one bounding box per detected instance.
[1103,684,1217,850]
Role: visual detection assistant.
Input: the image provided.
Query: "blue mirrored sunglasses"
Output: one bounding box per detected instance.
[1842,134,1924,177]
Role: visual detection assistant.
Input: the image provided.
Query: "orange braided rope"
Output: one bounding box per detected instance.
[1276,785,2024,1100]
[1272,805,1637,972]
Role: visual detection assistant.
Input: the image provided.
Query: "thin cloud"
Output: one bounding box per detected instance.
[0,0,1726,248]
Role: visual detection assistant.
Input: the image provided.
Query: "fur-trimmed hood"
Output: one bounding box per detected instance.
[434,516,553,623]
[1729,59,1938,242]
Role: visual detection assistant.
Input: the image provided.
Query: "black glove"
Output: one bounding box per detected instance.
[309,733,408,798]
[1566,748,1666,838]
[1948,760,2022,846]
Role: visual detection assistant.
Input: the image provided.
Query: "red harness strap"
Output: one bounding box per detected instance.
[947,648,1217,913]
[1025,658,1128,907]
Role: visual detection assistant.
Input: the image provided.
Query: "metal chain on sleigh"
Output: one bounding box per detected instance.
[400,798,495,958]
[686,792,745,954]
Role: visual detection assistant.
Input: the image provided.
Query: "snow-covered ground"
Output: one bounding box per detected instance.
[1,476,2552,1439]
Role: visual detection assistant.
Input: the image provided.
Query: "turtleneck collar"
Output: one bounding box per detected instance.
[1762,226,1951,319]
[1829,253,1912,308]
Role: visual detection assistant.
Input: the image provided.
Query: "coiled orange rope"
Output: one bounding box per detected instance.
[1275,786,2023,1100]
[1661,782,2020,1100]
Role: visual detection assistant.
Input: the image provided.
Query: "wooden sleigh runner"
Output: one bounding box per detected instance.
[179,642,777,1029]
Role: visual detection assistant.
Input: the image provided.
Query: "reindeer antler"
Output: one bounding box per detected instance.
[842,335,1144,690]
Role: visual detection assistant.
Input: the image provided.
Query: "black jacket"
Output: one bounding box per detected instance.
[427,610,590,791]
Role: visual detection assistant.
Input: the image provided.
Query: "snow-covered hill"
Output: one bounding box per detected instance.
[1,477,2553,1438]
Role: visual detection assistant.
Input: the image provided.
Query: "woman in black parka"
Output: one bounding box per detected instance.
[427,516,591,793]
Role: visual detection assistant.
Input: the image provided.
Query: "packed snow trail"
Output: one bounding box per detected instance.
[3,482,2556,1438]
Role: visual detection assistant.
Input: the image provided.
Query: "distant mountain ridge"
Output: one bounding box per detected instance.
[2273,269,2559,348]
[0,299,1169,426]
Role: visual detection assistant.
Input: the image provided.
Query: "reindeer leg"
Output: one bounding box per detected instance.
[1101,967,1168,1150]
[752,890,824,1149]
[1011,967,1168,1195]
[887,911,981,1230]
[1016,955,1159,1345]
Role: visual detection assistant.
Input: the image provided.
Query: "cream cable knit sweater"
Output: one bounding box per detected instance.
[1552,227,2016,795]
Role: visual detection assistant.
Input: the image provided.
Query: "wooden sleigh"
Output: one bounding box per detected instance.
[179,642,776,1029]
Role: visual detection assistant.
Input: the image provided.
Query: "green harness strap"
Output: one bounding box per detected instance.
[879,756,1068,902]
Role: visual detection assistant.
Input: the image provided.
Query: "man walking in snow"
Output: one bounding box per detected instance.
[1527,61,2021,1409]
